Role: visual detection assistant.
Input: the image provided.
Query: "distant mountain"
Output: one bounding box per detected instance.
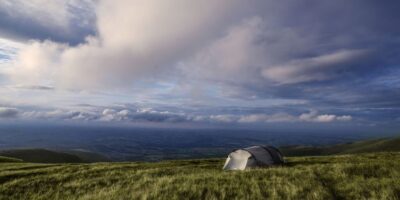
[280,137,400,156]
[0,149,84,163]
[62,150,112,163]
[0,149,111,163]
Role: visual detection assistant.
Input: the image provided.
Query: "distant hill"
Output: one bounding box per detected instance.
[62,150,112,162]
[0,149,84,163]
[0,156,22,163]
[1,137,399,163]
[280,137,400,156]
[0,149,111,163]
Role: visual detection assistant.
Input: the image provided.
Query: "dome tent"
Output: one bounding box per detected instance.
[223,146,284,170]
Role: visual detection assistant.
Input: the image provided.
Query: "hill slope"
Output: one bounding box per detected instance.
[0,156,22,163]
[280,137,400,156]
[1,152,400,200]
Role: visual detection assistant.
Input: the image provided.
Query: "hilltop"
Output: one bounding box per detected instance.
[1,136,400,199]
[1,152,400,199]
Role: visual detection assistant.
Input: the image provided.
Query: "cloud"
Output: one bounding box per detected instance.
[261,49,369,84]
[183,17,268,84]
[8,0,250,89]
[11,104,352,124]
[194,111,352,124]
[100,109,130,121]
[22,109,99,121]
[208,115,238,123]
[0,0,96,44]
[7,0,400,91]
[14,85,54,91]
[0,107,19,118]
[20,107,188,123]
[337,115,352,121]
[0,0,398,130]
[299,110,352,123]
[238,113,296,123]
[9,41,66,85]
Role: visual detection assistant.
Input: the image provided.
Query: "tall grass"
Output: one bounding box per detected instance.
[1,153,399,200]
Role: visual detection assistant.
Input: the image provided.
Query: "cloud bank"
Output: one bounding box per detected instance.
[12,104,352,125]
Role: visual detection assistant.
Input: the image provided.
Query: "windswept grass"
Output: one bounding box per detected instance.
[1,152,400,200]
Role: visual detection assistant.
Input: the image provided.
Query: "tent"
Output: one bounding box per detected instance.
[223,146,284,170]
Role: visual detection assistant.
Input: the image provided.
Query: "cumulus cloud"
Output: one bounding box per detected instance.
[22,109,99,121]
[192,111,352,124]
[20,107,188,123]
[100,109,130,121]
[9,0,250,89]
[238,113,296,123]
[10,41,66,85]
[0,0,95,44]
[2,0,395,91]
[208,115,238,123]
[8,0,390,90]
[3,102,354,125]
[0,107,19,118]
[299,110,352,123]
[184,17,268,84]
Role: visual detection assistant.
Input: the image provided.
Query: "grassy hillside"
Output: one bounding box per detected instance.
[1,152,400,200]
[281,137,400,156]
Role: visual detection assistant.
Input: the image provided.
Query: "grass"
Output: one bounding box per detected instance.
[1,152,400,200]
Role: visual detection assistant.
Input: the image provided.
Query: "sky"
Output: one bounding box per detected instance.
[0,0,400,131]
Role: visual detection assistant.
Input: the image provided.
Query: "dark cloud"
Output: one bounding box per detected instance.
[0,0,96,45]
[14,85,54,91]
[0,107,19,118]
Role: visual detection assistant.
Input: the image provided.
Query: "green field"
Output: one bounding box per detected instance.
[1,152,400,200]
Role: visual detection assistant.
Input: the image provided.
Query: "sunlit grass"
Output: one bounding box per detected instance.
[1,153,400,200]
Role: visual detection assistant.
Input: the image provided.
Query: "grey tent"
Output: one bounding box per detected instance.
[223,146,284,170]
